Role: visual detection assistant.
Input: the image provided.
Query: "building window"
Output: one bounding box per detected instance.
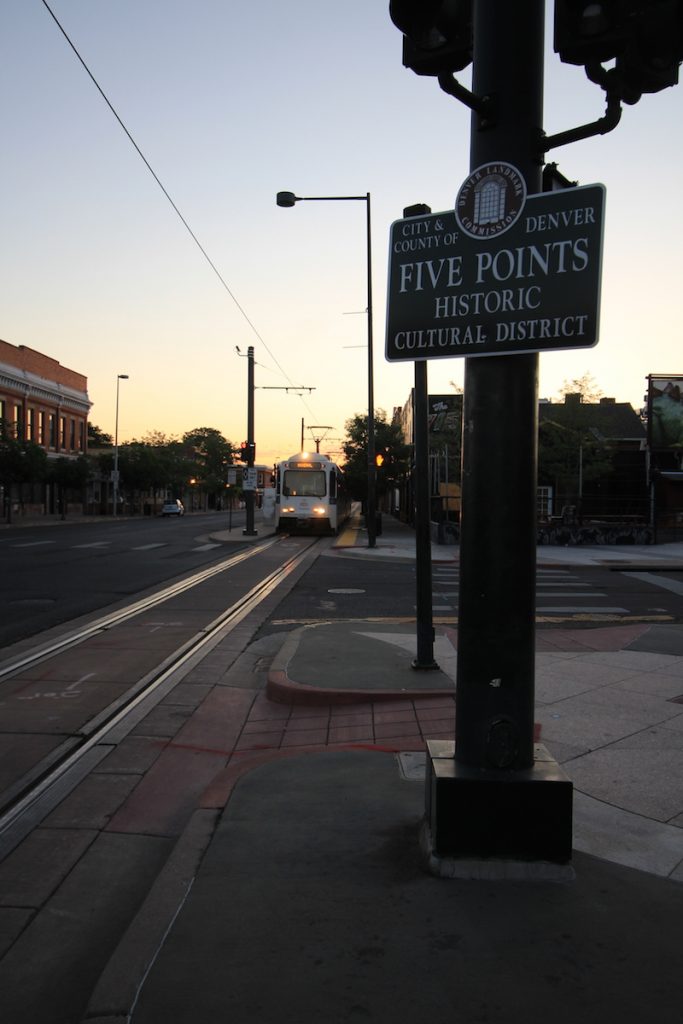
[59,416,66,448]
[38,411,45,445]
[79,421,85,451]
[70,418,76,450]
[49,413,56,448]
[0,399,5,426]
[27,408,36,441]
[537,486,553,520]
[14,404,22,439]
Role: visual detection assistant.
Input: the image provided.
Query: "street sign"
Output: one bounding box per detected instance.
[242,467,257,491]
[385,182,605,361]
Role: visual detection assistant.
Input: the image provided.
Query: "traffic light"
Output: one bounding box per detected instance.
[554,1,636,65]
[238,441,256,463]
[616,2,681,101]
[389,0,472,76]
[554,2,681,103]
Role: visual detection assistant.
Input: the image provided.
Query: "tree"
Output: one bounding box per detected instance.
[181,427,235,507]
[558,373,603,403]
[538,420,614,515]
[87,423,113,447]
[0,420,48,522]
[342,410,410,503]
[137,430,180,448]
[48,456,90,519]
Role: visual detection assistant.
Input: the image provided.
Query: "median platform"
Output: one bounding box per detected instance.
[80,514,683,1024]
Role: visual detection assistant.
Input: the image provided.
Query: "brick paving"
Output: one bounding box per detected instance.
[195,691,458,814]
[241,691,456,751]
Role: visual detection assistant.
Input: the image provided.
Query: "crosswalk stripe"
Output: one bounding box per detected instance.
[621,571,683,598]
[537,591,607,598]
[537,605,628,613]
[12,540,55,548]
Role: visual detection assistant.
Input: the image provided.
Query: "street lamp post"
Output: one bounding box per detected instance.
[276,190,376,548]
[113,373,129,517]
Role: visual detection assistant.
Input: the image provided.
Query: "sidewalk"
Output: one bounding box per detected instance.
[84,514,683,1023]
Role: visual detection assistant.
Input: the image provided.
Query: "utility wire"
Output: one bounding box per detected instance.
[40,0,305,397]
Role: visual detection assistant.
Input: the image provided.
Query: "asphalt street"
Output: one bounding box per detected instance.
[3,515,683,649]
[0,512,253,646]
[265,545,683,629]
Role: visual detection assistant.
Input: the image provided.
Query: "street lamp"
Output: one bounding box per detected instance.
[113,373,129,517]
[276,190,377,548]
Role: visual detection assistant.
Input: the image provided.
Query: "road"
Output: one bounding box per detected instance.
[3,516,683,652]
[0,511,252,648]
[264,548,683,629]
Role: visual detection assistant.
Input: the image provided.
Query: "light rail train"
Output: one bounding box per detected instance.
[275,452,351,535]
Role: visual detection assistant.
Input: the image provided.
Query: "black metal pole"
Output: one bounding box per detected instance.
[454,0,544,772]
[276,190,375,546]
[243,345,257,537]
[365,193,377,549]
[413,359,438,670]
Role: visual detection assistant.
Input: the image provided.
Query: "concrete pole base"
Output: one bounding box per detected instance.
[423,739,574,871]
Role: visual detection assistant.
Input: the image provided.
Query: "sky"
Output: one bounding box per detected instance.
[2,1,681,467]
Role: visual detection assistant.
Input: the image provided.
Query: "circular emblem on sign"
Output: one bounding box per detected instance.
[455,162,527,240]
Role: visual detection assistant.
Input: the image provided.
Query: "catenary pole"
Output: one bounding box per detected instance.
[243,345,257,537]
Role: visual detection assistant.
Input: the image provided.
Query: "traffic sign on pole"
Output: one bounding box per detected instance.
[386,177,605,361]
[242,467,257,491]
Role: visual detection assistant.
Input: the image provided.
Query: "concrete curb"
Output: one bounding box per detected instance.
[266,625,456,705]
[83,809,220,1022]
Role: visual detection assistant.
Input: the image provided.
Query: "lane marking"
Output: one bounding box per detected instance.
[12,540,56,548]
[16,672,96,701]
[537,581,591,587]
[621,571,683,598]
[132,543,167,550]
[537,605,629,614]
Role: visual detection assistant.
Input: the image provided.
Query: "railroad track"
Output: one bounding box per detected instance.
[0,535,319,858]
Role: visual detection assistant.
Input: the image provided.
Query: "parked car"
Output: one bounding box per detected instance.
[161,499,185,517]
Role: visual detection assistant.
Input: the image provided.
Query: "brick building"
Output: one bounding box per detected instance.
[1,339,92,517]
[0,339,91,455]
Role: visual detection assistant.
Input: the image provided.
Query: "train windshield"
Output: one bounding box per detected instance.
[282,470,326,497]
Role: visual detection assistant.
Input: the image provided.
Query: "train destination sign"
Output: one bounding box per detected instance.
[385,174,605,362]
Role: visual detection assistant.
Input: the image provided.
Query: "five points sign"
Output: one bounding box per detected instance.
[385,169,605,362]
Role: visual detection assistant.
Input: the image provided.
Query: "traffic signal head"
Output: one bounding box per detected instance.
[616,3,681,102]
[389,0,472,76]
[239,441,255,462]
[554,1,634,65]
[554,1,681,102]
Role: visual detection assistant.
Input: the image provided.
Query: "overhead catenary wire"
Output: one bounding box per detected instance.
[40,0,311,406]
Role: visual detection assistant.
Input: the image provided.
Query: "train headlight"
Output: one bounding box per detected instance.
[283,506,296,513]
[312,506,326,515]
